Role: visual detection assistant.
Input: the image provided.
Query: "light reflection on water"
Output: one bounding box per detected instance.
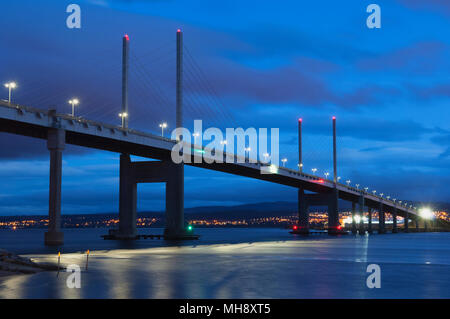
[0,228,449,298]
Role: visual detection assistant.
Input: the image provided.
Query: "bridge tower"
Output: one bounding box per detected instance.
[327,116,340,234]
[163,28,186,239]
[114,30,192,240]
[297,118,309,234]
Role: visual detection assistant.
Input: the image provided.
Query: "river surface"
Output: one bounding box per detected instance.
[0,228,449,298]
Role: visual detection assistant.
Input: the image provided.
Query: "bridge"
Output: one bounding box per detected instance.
[0,31,433,245]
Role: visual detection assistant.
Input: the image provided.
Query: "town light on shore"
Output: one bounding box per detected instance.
[419,207,433,219]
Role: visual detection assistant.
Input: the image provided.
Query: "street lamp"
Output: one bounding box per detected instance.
[372,190,377,195]
[346,180,351,186]
[393,198,396,202]
[119,112,128,128]
[356,184,360,189]
[364,187,369,193]
[281,158,287,167]
[159,122,168,137]
[311,168,318,175]
[337,176,341,182]
[324,172,330,179]
[298,163,303,171]
[380,193,384,198]
[68,98,79,117]
[263,153,270,163]
[4,82,17,103]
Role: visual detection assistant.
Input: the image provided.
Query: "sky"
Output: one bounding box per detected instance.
[0,0,449,215]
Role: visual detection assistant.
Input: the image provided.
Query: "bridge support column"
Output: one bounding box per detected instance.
[351,202,357,234]
[378,203,386,234]
[295,188,309,234]
[392,207,398,233]
[367,207,373,234]
[118,154,137,239]
[299,190,342,235]
[424,218,428,232]
[404,210,409,232]
[164,162,187,239]
[358,195,365,234]
[327,188,341,235]
[416,218,420,231]
[45,129,65,246]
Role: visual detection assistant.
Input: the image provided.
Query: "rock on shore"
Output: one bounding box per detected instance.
[0,249,59,277]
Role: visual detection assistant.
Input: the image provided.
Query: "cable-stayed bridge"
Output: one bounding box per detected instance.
[0,31,434,245]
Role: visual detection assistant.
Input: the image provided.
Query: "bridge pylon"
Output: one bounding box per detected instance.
[378,202,386,234]
[45,125,65,246]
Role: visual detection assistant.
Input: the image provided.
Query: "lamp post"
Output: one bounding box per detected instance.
[324,172,330,179]
[346,180,351,186]
[159,122,168,137]
[68,98,79,117]
[364,187,369,193]
[281,158,287,167]
[356,184,360,189]
[192,132,200,145]
[4,82,17,103]
[311,168,318,175]
[263,153,270,163]
[119,113,128,128]
[244,147,251,161]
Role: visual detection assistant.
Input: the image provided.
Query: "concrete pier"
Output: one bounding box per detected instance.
[118,154,137,239]
[358,196,365,234]
[392,207,398,233]
[367,207,373,234]
[404,210,409,232]
[45,128,65,246]
[351,202,357,234]
[327,188,341,235]
[378,203,386,234]
[296,188,310,234]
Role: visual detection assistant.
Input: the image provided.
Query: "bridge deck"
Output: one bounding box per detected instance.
[0,101,418,219]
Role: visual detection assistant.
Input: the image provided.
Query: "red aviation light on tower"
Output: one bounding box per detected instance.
[124,34,129,41]
[177,28,181,33]
[332,116,336,120]
[298,118,302,122]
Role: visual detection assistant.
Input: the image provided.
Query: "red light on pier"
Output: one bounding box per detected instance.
[293,225,298,230]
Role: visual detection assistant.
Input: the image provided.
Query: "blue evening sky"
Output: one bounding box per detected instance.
[0,0,449,215]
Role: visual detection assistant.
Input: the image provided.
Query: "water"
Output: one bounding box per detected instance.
[0,228,449,298]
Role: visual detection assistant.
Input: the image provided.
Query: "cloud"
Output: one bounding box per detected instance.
[356,41,448,74]
[397,0,450,17]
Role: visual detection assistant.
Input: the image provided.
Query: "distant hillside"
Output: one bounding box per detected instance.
[1,200,448,221]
